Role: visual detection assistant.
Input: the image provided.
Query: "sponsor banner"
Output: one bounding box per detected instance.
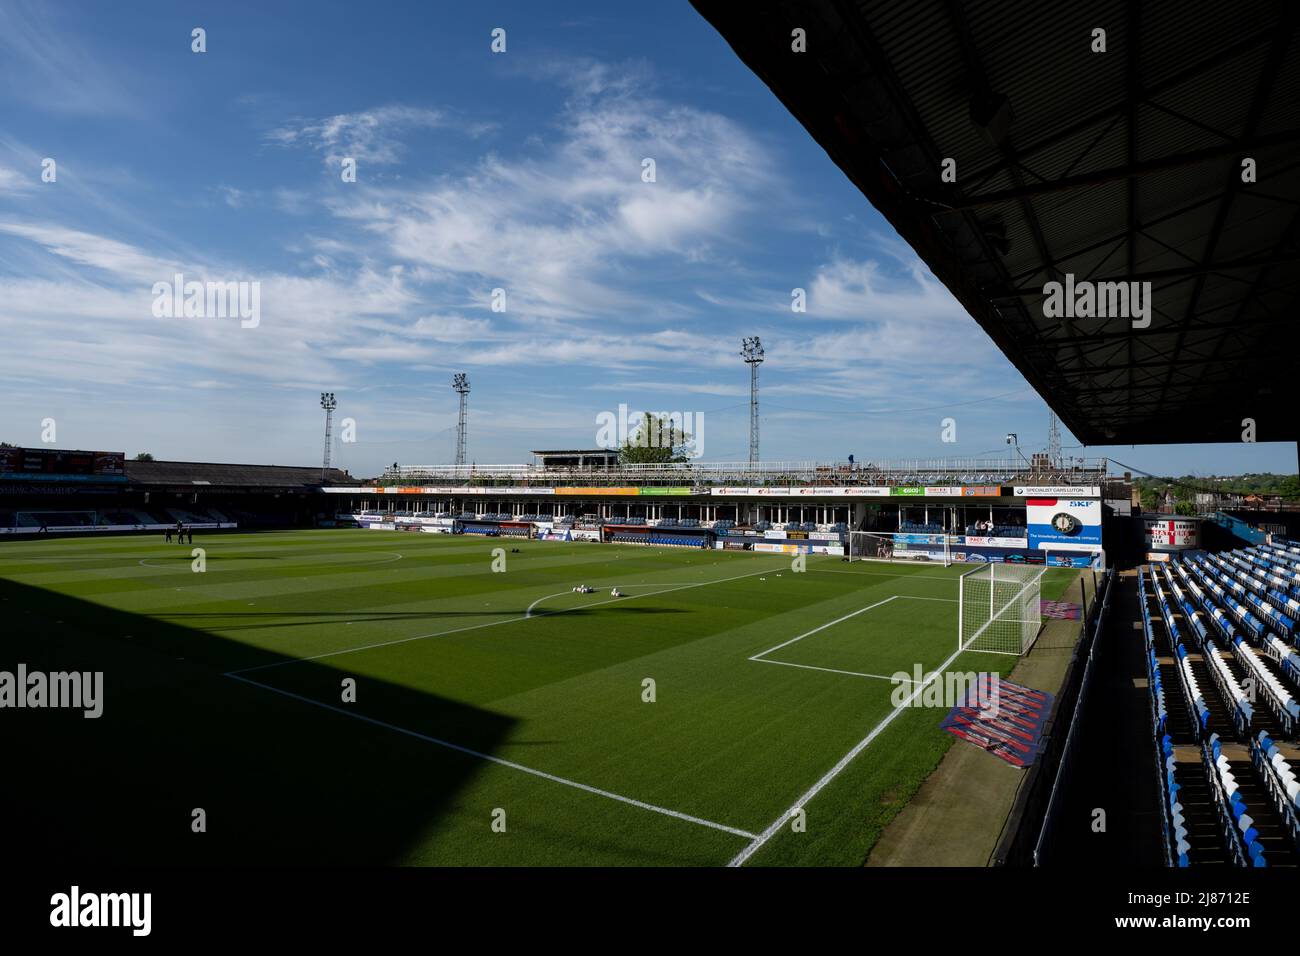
[1047,553,1099,568]
[890,486,925,496]
[924,486,960,497]
[885,545,945,562]
[961,535,1029,548]
[539,530,573,541]
[326,486,558,496]
[961,485,1003,497]
[1040,542,1102,554]
[1014,486,1100,498]
[638,486,692,496]
[365,522,396,531]
[949,546,1047,565]
[554,487,639,496]
[1026,498,1102,550]
[419,526,454,534]
[709,485,891,497]
[1143,517,1198,550]
[763,529,787,539]
[894,533,945,545]
[753,542,811,554]
[809,532,842,542]
[791,486,873,497]
[569,529,602,541]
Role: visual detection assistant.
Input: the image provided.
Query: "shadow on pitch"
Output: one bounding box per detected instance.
[0,576,521,865]
[151,605,688,632]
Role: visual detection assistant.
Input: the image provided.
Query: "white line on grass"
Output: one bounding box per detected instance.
[226,563,783,676]
[748,596,899,661]
[751,659,915,682]
[525,583,724,617]
[727,638,970,867]
[746,595,954,682]
[225,672,756,841]
[811,568,957,582]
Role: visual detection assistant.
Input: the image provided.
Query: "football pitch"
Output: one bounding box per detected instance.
[1,530,1078,866]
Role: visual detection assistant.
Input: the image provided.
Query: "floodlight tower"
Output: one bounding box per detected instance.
[453,373,470,467]
[1047,411,1062,469]
[741,336,764,467]
[319,392,337,480]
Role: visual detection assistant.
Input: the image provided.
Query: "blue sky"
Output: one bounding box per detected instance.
[0,0,1293,480]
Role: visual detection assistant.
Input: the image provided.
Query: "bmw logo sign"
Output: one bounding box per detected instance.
[1051,512,1081,536]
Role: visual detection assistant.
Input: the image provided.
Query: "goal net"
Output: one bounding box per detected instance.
[847,531,951,567]
[958,563,1044,655]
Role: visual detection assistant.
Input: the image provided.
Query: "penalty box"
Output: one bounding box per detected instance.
[748,595,958,682]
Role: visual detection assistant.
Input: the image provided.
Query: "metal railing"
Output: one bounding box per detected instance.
[376,456,1108,487]
[1030,567,1115,865]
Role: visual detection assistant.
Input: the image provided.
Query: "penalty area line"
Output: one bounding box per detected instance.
[728,638,970,867]
[225,672,756,841]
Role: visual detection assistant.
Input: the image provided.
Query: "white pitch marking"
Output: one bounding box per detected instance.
[226,672,756,841]
[728,638,971,867]
[228,563,783,676]
[746,595,953,679]
[750,658,917,682]
[748,596,899,662]
[525,583,734,617]
[811,568,957,582]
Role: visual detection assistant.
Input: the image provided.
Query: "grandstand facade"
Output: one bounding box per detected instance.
[323,455,1116,566]
[1,445,1118,567]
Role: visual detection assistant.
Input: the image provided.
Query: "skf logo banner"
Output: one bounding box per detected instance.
[1025,498,1101,550]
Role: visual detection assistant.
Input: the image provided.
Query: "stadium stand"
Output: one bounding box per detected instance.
[1139,557,1300,866]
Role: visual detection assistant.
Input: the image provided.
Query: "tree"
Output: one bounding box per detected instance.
[618,413,693,465]
[134,452,154,461]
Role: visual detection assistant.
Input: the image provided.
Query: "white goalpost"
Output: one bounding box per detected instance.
[958,562,1044,655]
[847,531,951,567]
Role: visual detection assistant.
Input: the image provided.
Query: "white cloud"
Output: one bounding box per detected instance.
[268,105,451,167]
[319,81,775,324]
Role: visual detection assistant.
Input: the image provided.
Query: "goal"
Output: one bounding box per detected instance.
[847,531,951,567]
[958,562,1044,655]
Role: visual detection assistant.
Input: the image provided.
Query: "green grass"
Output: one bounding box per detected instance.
[0,530,1078,866]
